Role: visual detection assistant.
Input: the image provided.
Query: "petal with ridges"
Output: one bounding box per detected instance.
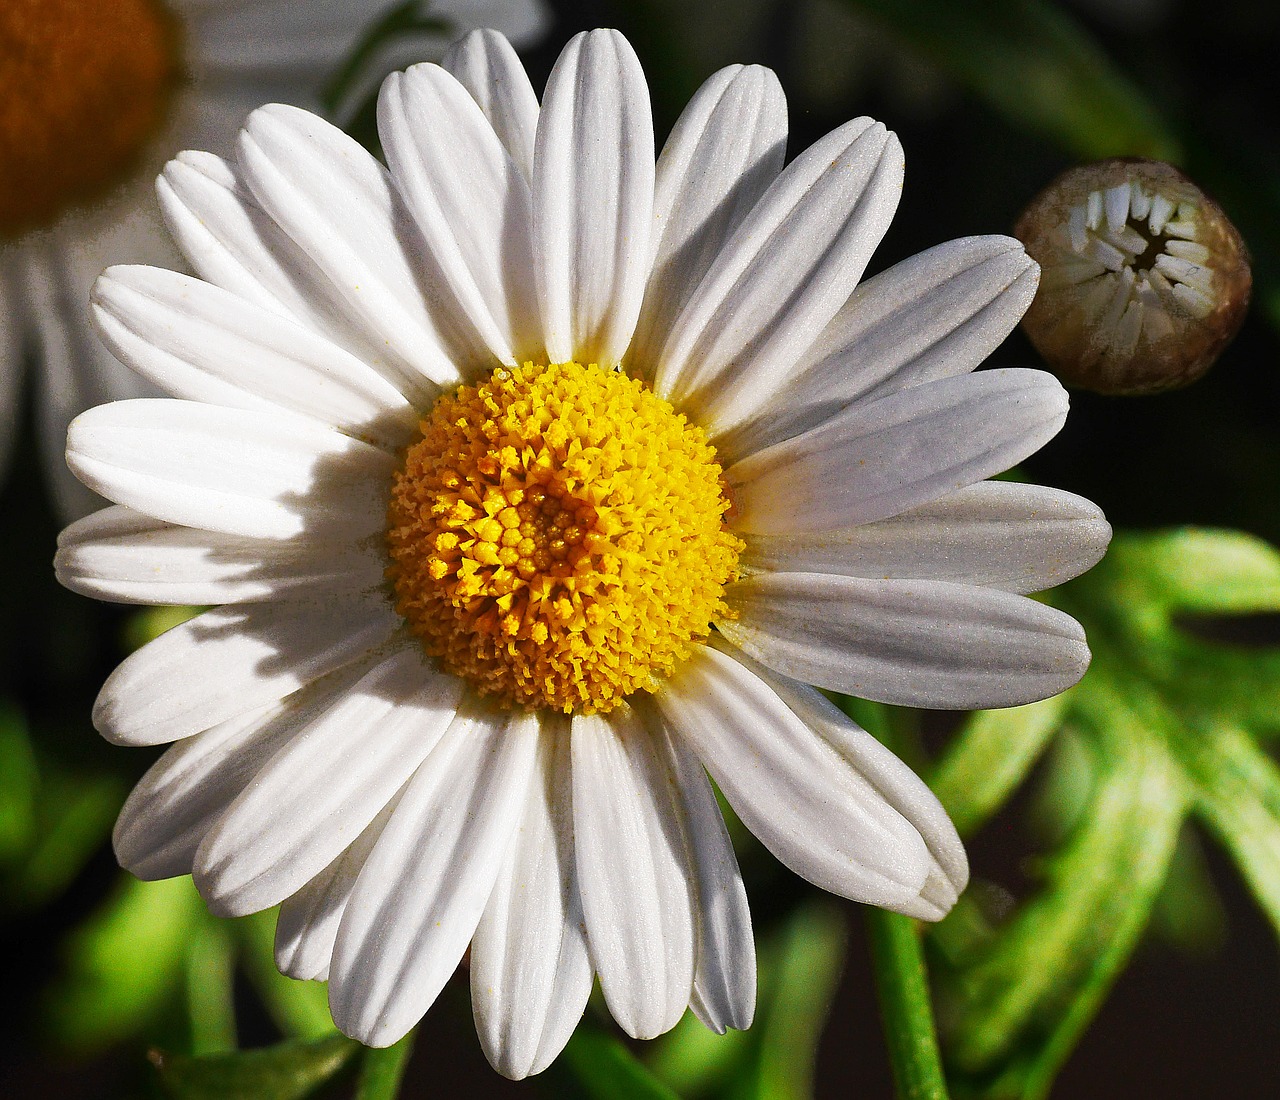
[329,705,540,1047]
[721,571,1090,709]
[723,642,967,918]
[727,369,1068,534]
[55,505,386,607]
[533,29,655,366]
[379,64,539,366]
[654,645,932,908]
[654,118,902,430]
[156,152,434,404]
[572,706,695,1040]
[471,717,593,1079]
[627,64,787,384]
[237,104,473,391]
[67,400,395,542]
[93,592,402,746]
[741,482,1112,595]
[112,650,390,880]
[442,29,541,183]
[113,702,290,881]
[91,267,418,449]
[275,793,404,983]
[195,646,464,917]
[633,697,755,1033]
[719,236,1039,459]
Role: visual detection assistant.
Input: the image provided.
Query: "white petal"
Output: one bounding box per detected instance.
[275,793,403,983]
[721,571,1091,709]
[112,648,390,878]
[156,152,428,402]
[471,717,593,1079]
[55,504,386,606]
[654,644,931,908]
[113,702,292,881]
[654,118,902,431]
[195,646,464,917]
[237,104,475,391]
[23,231,164,522]
[378,64,539,366]
[719,236,1039,458]
[66,400,394,541]
[734,652,967,919]
[627,64,787,384]
[633,698,755,1033]
[91,266,418,449]
[93,592,402,746]
[442,29,541,183]
[532,29,655,366]
[741,482,1112,595]
[329,705,540,1048]
[571,706,695,1040]
[727,369,1069,534]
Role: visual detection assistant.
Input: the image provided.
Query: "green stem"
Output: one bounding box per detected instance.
[866,910,950,1100]
[357,1031,418,1100]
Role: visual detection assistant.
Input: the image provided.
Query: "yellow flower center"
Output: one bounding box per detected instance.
[387,361,742,714]
[0,0,182,236]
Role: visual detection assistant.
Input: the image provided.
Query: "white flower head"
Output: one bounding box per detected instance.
[56,28,1111,1079]
[0,0,548,520]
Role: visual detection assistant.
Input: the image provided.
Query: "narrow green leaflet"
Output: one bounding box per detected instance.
[562,1026,683,1100]
[928,528,1280,1099]
[647,905,847,1100]
[937,690,1185,1099]
[152,1033,359,1100]
[844,0,1180,161]
[931,695,1070,841]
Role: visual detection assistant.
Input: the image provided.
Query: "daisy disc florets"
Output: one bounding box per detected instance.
[56,27,1111,1080]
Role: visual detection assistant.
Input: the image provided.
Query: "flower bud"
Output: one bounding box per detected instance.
[1015,158,1251,395]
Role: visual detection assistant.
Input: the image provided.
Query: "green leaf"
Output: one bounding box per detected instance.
[845,0,1180,161]
[152,1033,359,1100]
[185,919,238,1056]
[562,1026,682,1100]
[931,528,1280,1098]
[931,695,1069,839]
[44,876,206,1052]
[867,911,950,1100]
[939,691,1185,1098]
[1176,721,1280,931]
[738,903,847,1100]
[0,703,37,865]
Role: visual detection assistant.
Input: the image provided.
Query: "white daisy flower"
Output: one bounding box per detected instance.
[55,28,1111,1079]
[0,0,547,520]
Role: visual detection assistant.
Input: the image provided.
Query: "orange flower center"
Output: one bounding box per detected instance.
[387,362,743,714]
[0,0,182,236]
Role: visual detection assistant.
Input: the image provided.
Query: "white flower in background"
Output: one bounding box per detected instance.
[0,0,547,520]
[56,28,1111,1079]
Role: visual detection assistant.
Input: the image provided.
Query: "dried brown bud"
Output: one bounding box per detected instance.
[1015,158,1251,395]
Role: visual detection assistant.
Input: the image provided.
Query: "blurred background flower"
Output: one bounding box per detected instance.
[0,0,548,520]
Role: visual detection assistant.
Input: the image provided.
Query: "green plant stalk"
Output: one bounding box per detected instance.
[357,1032,417,1100]
[867,910,950,1100]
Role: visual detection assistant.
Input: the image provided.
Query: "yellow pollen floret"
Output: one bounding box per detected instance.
[387,361,743,714]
